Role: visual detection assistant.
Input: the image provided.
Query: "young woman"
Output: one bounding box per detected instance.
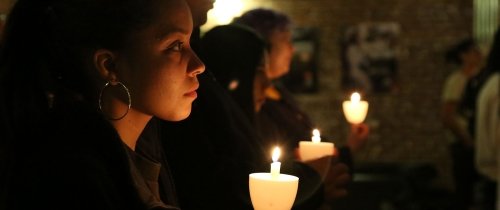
[0,0,204,209]
[235,9,369,169]
[155,24,272,209]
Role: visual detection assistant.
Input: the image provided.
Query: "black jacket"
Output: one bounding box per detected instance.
[1,99,179,210]
[155,72,324,210]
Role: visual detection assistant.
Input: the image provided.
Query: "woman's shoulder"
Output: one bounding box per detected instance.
[7,106,146,209]
[444,71,468,87]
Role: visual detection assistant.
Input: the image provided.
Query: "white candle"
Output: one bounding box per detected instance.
[342,92,369,124]
[298,129,335,161]
[270,147,281,179]
[249,173,299,210]
[249,146,299,210]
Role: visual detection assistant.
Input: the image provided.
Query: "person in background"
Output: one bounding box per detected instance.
[442,38,483,210]
[200,25,270,119]
[234,8,369,172]
[475,28,500,210]
[0,0,204,209]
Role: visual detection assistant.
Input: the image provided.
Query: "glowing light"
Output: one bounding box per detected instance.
[312,129,321,143]
[272,147,281,162]
[209,0,244,25]
[270,146,281,178]
[351,92,361,103]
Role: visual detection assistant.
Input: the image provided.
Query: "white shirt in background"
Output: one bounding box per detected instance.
[474,73,500,209]
[442,71,469,143]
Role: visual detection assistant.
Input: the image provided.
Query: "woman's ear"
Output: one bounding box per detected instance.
[94,49,118,82]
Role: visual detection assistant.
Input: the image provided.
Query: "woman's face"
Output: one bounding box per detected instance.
[267,29,294,80]
[254,52,271,112]
[115,0,205,121]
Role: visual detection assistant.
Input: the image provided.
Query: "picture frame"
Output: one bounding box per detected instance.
[282,27,320,93]
[340,22,400,94]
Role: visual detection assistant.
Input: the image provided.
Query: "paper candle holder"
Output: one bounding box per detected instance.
[249,173,299,210]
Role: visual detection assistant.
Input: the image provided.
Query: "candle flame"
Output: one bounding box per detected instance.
[351,92,361,103]
[312,129,321,143]
[272,147,281,162]
[312,129,320,136]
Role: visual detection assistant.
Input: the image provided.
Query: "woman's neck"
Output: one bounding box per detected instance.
[106,98,152,151]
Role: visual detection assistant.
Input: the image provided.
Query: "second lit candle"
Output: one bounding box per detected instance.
[298,129,335,161]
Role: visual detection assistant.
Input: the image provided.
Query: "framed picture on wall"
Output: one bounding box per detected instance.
[341,22,400,94]
[281,27,319,93]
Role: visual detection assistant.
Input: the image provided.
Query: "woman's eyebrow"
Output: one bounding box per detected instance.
[156,26,190,41]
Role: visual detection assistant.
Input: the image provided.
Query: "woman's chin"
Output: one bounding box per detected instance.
[161,107,192,122]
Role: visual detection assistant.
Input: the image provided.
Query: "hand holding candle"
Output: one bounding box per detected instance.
[342,92,369,124]
[298,129,335,161]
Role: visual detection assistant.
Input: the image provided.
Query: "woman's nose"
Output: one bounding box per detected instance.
[188,50,205,77]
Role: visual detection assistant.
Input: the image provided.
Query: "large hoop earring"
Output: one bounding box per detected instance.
[99,82,131,120]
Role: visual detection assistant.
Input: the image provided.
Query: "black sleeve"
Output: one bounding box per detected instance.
[338,146,354,176]
[5,155,145,210]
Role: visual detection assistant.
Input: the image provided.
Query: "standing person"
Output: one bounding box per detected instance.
[234,8,369,169]
[476,29,500,210]
[0,0,204,209]
[441,38,483,210]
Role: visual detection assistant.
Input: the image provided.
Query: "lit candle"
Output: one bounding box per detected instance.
[298,129,335,161]
[249,147,299,210]
[270,147,281,178]
[342,92,369,124]
[311,129,321,143]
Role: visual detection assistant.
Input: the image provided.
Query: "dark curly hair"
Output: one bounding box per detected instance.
[200,24,267,120]
[445,38,477,65]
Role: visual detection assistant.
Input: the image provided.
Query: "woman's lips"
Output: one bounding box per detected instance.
[184,90,198,98]
[184,84,199,98]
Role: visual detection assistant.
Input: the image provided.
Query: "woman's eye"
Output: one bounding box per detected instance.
[168,41,184,52]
